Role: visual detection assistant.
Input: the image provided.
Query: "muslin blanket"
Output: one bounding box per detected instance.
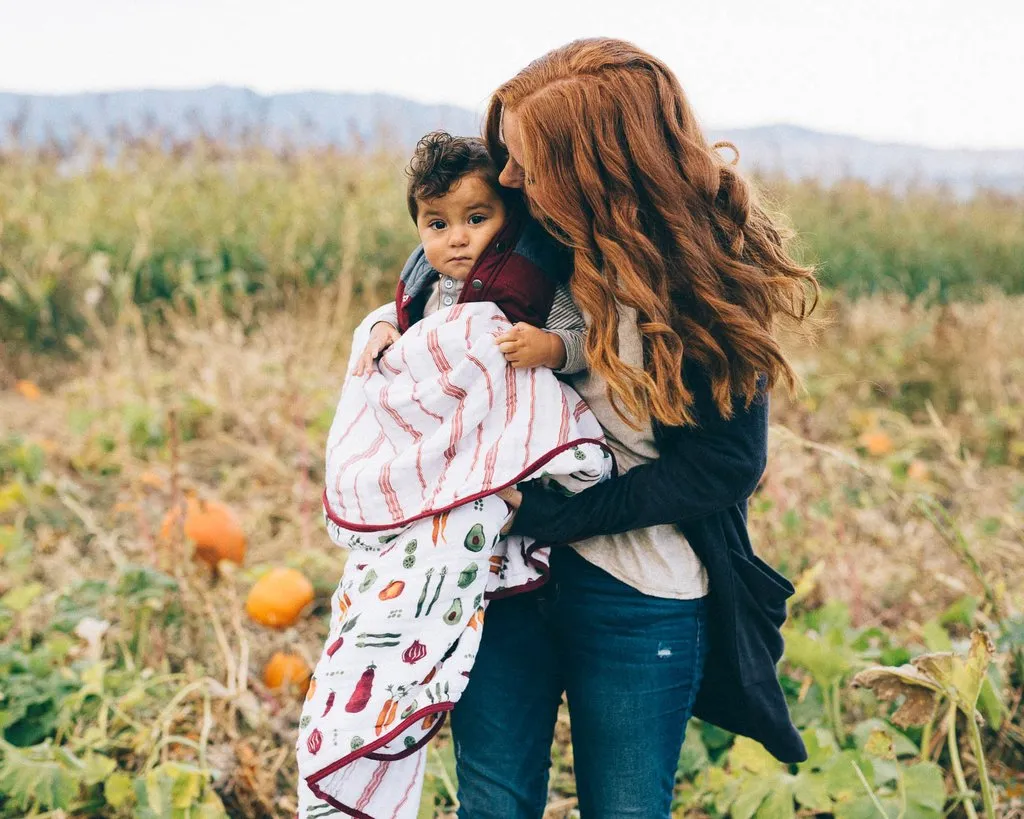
[296,301,612,818]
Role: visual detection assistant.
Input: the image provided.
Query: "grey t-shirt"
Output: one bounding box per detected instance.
[566,304,708,600]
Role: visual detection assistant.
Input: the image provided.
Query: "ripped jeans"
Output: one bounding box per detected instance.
[450,546,708,819]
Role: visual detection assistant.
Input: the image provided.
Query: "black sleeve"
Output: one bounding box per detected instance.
[509,367,769,543]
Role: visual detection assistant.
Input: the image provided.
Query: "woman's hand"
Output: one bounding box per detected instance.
[495,323,566,370]
[496,486,523,534]
[353,322,401,376]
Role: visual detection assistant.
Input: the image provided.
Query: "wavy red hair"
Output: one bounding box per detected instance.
[485,38,819,427]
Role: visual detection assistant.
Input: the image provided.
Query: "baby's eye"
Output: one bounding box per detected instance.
[468,214,487,225]
[429,220,446,230]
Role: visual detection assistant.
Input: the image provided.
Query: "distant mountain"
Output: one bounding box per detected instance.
[714,124,1024,196]
[0,87,482,151]
[1,88,1021,195]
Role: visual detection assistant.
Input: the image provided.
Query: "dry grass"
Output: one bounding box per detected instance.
[2,283,1022,814]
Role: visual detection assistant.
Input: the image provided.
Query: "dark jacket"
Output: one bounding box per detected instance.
[394,204,568,333]
[509,359,807,764]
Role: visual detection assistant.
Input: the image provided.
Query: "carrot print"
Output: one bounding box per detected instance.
[325,613,360,657]
[431,510,451,545]
[375,687,399,736]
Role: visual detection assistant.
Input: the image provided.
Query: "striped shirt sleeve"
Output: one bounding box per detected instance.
[544,282,588,375]
[371,301,400,330]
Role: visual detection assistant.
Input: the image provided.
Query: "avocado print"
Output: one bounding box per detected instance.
[464,523,486,552]
[457,563,478,588]
[358,569,378,593]
[442,598,463,625]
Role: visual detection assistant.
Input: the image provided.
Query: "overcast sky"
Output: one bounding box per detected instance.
[1,0,1020,150]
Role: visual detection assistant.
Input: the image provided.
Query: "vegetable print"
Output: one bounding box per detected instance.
[297,304,612,818]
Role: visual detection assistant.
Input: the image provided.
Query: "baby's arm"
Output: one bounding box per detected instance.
[352,302,401,376]
[544,282,587,375]
[495,282,588,372]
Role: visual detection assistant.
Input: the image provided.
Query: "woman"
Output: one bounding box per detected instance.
[450,38,819,817]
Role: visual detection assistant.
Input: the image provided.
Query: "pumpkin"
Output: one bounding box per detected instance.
[245,567,314,628]
[263,651,311,695]
[15,380,41,401]
[858,430,894,457]
[160,496,246,567]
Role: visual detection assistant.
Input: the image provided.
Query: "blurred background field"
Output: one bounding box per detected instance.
[1,139,1023,818]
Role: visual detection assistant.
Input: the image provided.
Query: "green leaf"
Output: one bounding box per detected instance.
[799,726,839,771]
[901,762,946,814]
[81,752,116,786]
[852,719,919,758]
[0,739,82,811]
[677,722,709,777]
[939,595,977,628]
[921,619,952,651]
[0,582,44,613]
[783,626,854,687]
[699,719,735,751]
[836,795,900,819]
[104,771,135,808]
[731,776,773,819]
[730,736,783,775]
[794,771,833,811]
[756,778,796,819]
[168,763,205,808]
[826,751,870,802]
[977,669,1007,729]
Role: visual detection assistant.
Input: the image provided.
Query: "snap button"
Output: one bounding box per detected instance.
[495,240,507,253]
[471,279,483,290]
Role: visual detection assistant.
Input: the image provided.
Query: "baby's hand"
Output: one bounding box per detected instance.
[353,321,401,376]
[495,323,566,370]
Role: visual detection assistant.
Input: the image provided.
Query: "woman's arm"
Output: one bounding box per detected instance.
[509,371,769,543]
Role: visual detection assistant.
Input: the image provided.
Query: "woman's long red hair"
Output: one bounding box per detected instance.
[486,38,819,426]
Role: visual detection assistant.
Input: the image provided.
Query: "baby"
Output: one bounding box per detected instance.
[297,133,610,818]
[352,130,586,378]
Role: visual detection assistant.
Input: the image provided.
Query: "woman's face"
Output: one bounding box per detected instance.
[497,109,526,190]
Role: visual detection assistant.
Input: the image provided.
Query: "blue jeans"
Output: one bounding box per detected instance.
[450,546,708,818]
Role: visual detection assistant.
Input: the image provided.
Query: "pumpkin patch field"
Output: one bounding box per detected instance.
[1,142,1022,818]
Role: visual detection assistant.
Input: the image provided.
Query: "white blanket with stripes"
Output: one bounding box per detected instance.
[297,302,611,818]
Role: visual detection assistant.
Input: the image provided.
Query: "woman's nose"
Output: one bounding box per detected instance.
[499,162,523,189]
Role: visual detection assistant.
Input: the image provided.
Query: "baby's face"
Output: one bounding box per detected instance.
[416,173,507,280]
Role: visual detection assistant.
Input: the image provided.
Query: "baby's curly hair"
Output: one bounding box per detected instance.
[405,131,506,220]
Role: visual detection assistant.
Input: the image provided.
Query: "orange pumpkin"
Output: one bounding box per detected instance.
[245,567,315,628]
[15,380,41,401]
[858,430,894,457]
[263,651,311,695]
[160,496,246,567]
